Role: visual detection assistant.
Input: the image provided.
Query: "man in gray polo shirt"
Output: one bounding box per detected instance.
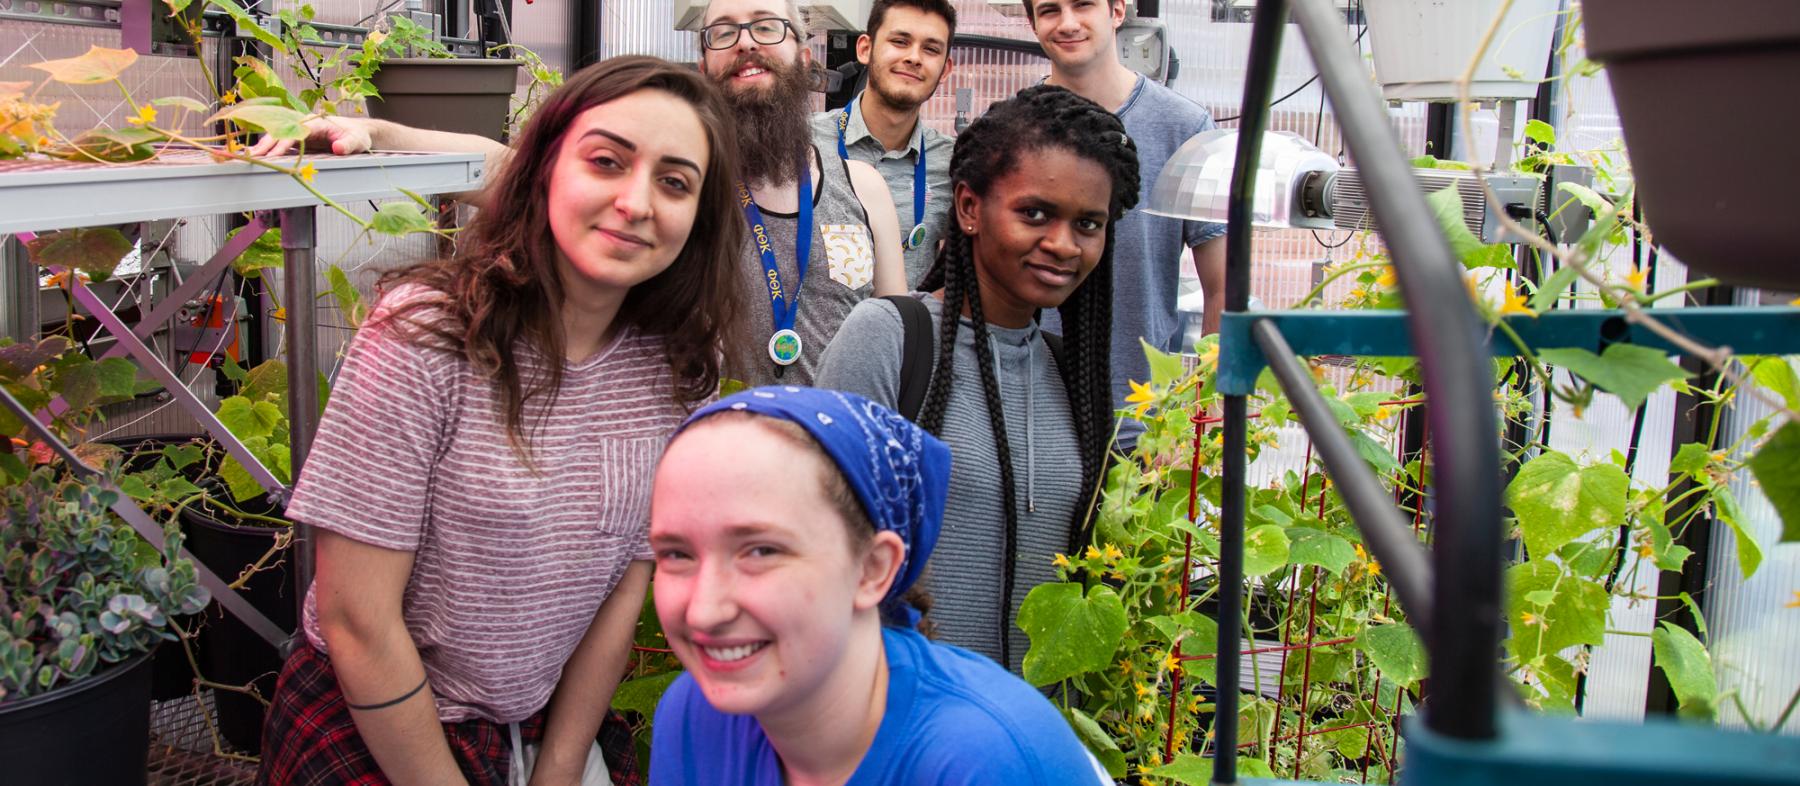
[1027,0,1227,448]
[810,0,958,287]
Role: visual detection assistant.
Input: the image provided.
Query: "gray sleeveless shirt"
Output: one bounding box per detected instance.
[729,144,875,387]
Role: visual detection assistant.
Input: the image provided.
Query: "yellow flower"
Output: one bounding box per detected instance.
[127,104,156,127]
[1051,553,1071,570]
[1787,591,1800,609]
[1499,289,1535,318]
[220,90,238,105]
[1367,559,1382,577]
[1085,545,1103,561]
[1637,543,1655,559]
[1376,265,1397,289]
[1135,682,1152,698]
[297,162,317,183]
[1126,379,1157,416]
[1625,266,1648,292]
[1374,405,1394,421]
[1103,543,1124,561]
[1163,651,1181,673]
[1521,611,1546,628]
[1348,286,1368,300]
[1199,341,1220,368]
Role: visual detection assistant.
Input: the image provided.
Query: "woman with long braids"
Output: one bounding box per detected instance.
[817,84,1136,671]
[256,57,743,786]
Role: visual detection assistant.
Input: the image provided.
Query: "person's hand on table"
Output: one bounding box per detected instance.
[249,115,378,158]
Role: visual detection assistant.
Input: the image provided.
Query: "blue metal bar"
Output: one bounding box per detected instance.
[1216,0,1292,780]
[1289,0,1506,741]
[1216,307,1800,395]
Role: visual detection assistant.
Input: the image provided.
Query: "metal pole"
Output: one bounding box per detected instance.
[1290,0,1504,741]
[280,206,319,620]
[1217,0,1290,781]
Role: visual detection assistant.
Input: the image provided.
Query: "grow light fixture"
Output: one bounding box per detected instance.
[1146,128,1548,245]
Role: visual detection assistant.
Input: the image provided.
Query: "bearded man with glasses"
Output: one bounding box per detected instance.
[697,0,908,387]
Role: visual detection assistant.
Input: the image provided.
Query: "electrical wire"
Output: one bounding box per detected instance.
[1215,23,1368,124]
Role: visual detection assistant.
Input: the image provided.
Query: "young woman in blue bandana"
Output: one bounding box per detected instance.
[646,386,1110,785]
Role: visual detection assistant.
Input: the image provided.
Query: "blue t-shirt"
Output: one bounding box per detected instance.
[650,627,1110,785]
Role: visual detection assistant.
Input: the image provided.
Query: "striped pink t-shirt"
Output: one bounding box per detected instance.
[292,285,693,723]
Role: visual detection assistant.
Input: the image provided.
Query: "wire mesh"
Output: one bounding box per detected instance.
[147,691,260,786]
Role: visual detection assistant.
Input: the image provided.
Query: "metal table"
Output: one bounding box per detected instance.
[0,148,485,645]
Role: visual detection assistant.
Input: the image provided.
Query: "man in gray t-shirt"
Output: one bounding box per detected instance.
[1027,0,1226,448]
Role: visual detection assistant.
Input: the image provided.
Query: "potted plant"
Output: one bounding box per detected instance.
[1363,0,1561,101]
[0,340,210,785]
[1580,0,1800,292]
[357,14,523,141]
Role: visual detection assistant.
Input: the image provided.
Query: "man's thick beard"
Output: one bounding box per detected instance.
[721,57,816,186]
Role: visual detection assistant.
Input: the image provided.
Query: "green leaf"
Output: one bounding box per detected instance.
[242,359,289,407]
[27,46,138,84]
[1712,486,1763,579]
[1427,185,1515,269]
[216,395,278,440]
[1140,338,1184,388]
[230,56,306,112]
[1324,394,1359,427]
[1506,451,1628,558]
[1242,524,1291,577]
[219,449,264,503]
[93,357,146,399]
[369,201,435,237]
[1061,708,1125,778]
[1359,622,1425,687]
[228,224,283,278]
[209,0,287,49]
[157,475,204,502]
[1017,582,1128,686]
[610,670,680,717]
[1148,753,1215,785]
[25,228,133,275]
[1345,391,1388,418]
[151,95,210,113]
[1286,527,1356,575]
[1349,429,1404,477]
[1539,344,1690,411]
[1505,561,1607,664]
[0,336,73,379]
[1748,422,1800,544]
[208,103,310,141]
[1529,265,1581,311]
[1669,442,1712,482]
[117,474,154,502]
[325,265,366,326]
[1652,622,1717,720]
[48,128,162,163]
[1523,119,1556,147]
[1747,356,1800,409]
[1558,181,1614,215]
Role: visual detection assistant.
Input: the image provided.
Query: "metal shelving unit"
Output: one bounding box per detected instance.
[0,148,484,645]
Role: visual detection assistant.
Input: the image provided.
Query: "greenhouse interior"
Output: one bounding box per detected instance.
[2,0,1798,784]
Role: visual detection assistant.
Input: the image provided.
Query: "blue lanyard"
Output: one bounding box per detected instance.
[838,98,926,239]
[739,165,813,336]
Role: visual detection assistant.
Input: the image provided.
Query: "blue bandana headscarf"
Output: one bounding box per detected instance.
[677,386,950,628]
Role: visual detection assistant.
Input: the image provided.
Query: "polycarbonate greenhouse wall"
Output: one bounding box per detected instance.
[0,0,1793,740]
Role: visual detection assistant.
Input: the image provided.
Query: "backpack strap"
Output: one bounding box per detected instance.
[884,295,934,422]
[1041,330,1064,367]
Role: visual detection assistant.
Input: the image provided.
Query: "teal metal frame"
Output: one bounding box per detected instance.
[1209,0,1800,783]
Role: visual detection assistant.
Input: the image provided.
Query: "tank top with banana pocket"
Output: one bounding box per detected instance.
[729,143,875,387]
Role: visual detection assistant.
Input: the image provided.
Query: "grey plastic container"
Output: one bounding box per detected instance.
[367,58,523,142]
[1583,0,1800,291]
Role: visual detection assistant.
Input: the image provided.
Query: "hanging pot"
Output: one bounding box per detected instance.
[1364,0,1561,102]
[367,58,523,142]
[0,649,155,786]
[1583,0,1800,291]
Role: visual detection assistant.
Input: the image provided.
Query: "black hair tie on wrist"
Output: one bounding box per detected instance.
[345,674,430,711]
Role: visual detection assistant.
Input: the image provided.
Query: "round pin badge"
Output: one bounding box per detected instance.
[768,329,803,366]
[904,222,928,250]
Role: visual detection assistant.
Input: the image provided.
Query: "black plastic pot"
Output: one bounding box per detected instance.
[367,58,523,142]
[183,493,293,755]
[1584,0,1800,291]
[101,434,210,702]
[0,649,154,786]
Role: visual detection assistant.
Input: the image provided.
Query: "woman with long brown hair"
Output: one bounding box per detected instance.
[256,56,743,786]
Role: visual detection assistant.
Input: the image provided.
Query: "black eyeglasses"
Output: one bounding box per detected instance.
[701,17,798,50]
